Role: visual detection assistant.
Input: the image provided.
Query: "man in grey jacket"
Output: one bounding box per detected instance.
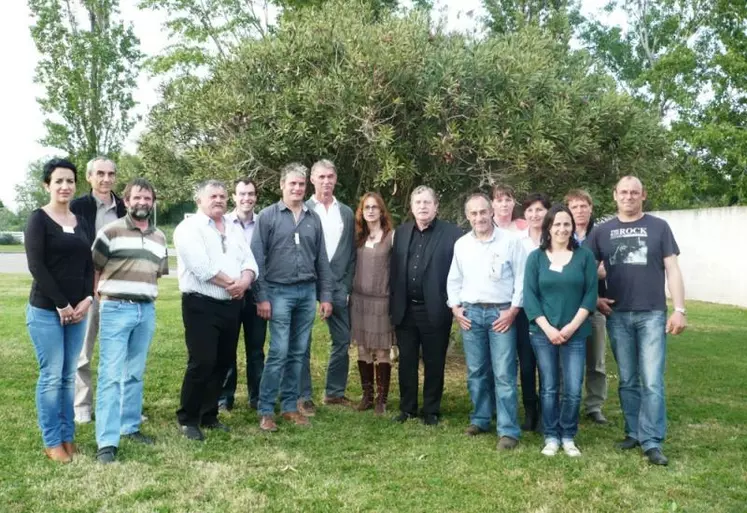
[297,159,357,414]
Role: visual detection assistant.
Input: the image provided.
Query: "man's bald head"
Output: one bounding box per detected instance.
[613,175,646,219]
[615,175,644,193]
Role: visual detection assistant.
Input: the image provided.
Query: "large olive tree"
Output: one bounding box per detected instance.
[140,0,670,219]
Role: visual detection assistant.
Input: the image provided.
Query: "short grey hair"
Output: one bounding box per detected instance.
[410,185,439,205]
[464,192,492,214]
[280,162,308,182]
[311,159,336,175]
[194,179,227,201]
[86,156,117,176]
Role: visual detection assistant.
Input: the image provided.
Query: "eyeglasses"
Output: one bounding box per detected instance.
[220,234,227,253]
[363,205,380,211]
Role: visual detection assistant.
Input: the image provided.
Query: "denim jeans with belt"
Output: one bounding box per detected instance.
[95,299,156,448]
[461,303,520,439]
[259,282,317,416]
[531,331,586,443]
[606,310,667,452]
[26,304,87,448]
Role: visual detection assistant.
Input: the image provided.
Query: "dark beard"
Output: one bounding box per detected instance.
[129,207,152,221]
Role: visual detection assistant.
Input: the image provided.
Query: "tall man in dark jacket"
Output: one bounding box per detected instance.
[298,159,356,414]
[390,185,463,426]
[69,156,126,424]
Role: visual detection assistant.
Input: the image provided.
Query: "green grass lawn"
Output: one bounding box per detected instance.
[1,274,745,513]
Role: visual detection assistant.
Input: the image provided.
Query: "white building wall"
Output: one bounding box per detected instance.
[648,206,747,307]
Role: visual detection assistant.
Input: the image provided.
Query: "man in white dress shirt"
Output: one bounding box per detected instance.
[447,193,526,450]
[297,159,356,414]
[173,180,258,441]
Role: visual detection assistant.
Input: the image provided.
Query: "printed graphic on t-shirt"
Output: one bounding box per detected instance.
[609,227,648,266]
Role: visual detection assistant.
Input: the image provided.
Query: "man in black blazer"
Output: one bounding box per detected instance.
[390,185,463,426]
[69,157,126,424]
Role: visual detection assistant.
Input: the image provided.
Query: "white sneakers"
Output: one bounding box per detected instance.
[541,441,560,456]
[541,440,582,457]
[562,440,582,457]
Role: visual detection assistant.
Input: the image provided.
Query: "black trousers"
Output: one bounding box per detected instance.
[177,293,242,426]
[395,303,451,417]
[515,309,539,410]
[219,297,267,407]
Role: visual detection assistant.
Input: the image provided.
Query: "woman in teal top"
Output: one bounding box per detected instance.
[523,204,598,458]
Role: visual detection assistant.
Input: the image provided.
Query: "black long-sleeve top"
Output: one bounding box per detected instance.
[24,209,94,311]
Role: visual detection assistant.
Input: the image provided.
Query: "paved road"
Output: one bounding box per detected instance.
[0,253,29,274]
[0,253,176,278]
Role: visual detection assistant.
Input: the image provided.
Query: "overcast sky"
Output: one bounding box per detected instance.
[0,0,623,211]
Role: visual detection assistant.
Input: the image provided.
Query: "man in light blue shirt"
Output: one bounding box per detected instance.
[447,193,526,450]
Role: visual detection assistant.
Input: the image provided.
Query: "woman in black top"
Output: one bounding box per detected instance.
[24,158,94,463]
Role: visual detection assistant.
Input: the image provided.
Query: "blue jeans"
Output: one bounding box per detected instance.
[259,282,317,416]
[95,300,156,448]
[26,304,87,448]
[531,331,586,443]
[607,310,667,452]
[461,304,520,439]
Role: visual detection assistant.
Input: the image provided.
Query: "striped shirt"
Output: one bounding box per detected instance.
[91,215,169,301]
[174,211,259,300]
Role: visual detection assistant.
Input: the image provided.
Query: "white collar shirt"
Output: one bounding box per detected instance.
[518,228,540,256]
[309,196,343,262]
[173,211,259,300]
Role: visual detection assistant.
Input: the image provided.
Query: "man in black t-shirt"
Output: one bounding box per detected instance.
[588,176,687,466]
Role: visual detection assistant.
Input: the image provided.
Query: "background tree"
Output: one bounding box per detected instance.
[482,0,583,41]
[139,0,670,219]
[13,161,52,219]
[28,0,141,166]
[581,0,747,206]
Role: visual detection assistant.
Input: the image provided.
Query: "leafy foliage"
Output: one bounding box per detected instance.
[581,0,747,206]
[28,0,141,165]
[139,0,669,218]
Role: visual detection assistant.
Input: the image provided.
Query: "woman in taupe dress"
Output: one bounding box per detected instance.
[350,192,395,415]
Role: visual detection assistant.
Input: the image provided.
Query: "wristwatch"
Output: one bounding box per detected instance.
[674,307,686,315]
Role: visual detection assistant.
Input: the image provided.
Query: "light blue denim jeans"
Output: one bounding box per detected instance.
[26,304,87,448]
[95,300,156,448]
[259,282,317,416]
[531,331,586,444]
[606,310,668,452]
[461,303,520,439]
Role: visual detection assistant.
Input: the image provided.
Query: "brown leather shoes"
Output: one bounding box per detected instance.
[464,425,488,437]
[44,445,72,463]
[259,415,278,432]
[297,399,317,417]
[62,442,77,455]
[282,411,310,426]
[322,396,353,407]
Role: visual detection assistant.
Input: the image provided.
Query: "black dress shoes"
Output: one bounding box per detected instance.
[421,414,439,426]
[96,446,117,464]
[615,436,641,450]
[587,411,609,425]
[179,424,205,441]
[645,448,669,466]
[202,420,231,432]
[392,412,417,423]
